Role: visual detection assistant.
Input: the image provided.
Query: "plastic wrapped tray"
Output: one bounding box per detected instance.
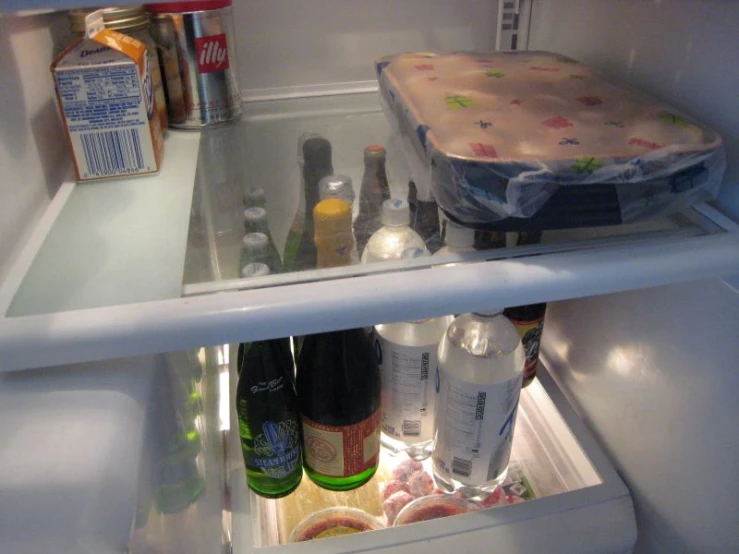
[376,51,726,230]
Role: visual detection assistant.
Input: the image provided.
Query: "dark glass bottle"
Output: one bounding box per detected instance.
[354,144,391,258]
[407,180,442,253]
[236,339,303,498]
[504,231,546,387]
[296,328,381,491]
[283,135,333,272]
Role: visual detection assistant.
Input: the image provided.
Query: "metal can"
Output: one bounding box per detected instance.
[68,6,169,131]
[145,1,242,128]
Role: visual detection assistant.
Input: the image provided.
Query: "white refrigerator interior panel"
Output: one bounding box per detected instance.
[528,0,739,222]
[0,356,156,554]
[542,278,739,553]
[0,11,70,282]
[231,0,500,96]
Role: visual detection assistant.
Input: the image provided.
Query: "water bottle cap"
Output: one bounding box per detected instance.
[381,198,410,227]
[242,232,269,250]
[445,221,475,248]
[244,187,265,207]
[402,246,429,259]
[319,174,355,203]
[243,206,267,223]
[241,262,270,278]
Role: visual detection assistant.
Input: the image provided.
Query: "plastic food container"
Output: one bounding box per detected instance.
[288,507,384,542]
[393,495,476,526]
[376,51,726,231]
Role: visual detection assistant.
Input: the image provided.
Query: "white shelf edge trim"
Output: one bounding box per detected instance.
[241,81,379,103]
[1,231,738,372]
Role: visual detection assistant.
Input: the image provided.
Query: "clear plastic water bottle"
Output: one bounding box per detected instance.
[432,309,525,499]
[375,248,454,461]
[361,199,427,264]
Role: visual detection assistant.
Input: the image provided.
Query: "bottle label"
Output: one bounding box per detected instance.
[301,409,381,478]
[250,419,302,479]
[433,368,523,485]
[376,338,436,443]
[508,316,544,381]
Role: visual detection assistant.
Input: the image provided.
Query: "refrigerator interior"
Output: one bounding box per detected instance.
[0,0,738,553]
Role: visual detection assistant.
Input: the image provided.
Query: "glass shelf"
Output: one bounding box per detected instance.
[1,91,737,372]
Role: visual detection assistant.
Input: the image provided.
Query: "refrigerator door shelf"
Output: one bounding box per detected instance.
[230,364,635,553]
[1,92,738,372]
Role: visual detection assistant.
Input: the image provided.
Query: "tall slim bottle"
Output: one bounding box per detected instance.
[243,187,266,209]
[236,338,303,498]
[504,231,546,387]
[432,310,525,499]
[296,198,381,491]
[237,263,271,376]
[354,144,391,258]
[375,248,453,460]
[283,134,333,272]
[407,181,442,254]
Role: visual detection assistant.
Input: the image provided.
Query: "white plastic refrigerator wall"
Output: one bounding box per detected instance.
[0,0,738,553]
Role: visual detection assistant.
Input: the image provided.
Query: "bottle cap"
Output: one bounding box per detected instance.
[319,174,355,203]
[445,221,475,248]
[243,187,266,208]
[364,143,386,158]
[314,198,352,235]
[303,136,333,172]
[381,198,410,227]
[242,232,269,251]
[241,262,270,278]
[402,246,429,259]
[243,206,267,224]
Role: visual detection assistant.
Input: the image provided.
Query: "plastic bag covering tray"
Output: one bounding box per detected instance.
[375,51,726,230]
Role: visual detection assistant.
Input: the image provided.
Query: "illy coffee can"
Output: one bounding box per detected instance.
[146,1,242,128]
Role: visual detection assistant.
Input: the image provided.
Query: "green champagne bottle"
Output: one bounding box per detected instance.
[237,338,303,498]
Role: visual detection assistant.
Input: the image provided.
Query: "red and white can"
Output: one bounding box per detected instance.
[146,1,242,128]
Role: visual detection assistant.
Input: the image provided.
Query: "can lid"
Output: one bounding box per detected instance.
[445,221,475,248]
[381,198,410,227]
[69,7,149,34]
[145,1,232,14]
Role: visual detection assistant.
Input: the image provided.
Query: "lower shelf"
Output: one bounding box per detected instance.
[229,365,635,553]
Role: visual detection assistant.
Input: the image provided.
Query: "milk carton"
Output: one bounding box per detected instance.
[51,28,164,181]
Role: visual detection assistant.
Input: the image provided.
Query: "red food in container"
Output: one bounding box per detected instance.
[289,507,383,542]
[393,495,476,526]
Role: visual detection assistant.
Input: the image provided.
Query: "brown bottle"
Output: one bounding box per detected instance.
[504,231,546,387]
[407,181,442,253]
[354,144,391,257]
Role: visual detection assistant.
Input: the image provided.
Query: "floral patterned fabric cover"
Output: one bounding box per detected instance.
[376,51,725,228]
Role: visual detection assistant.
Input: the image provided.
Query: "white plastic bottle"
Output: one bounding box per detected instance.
[434,220,476,256]
[374,248,454,460]
[361,198,427,263]
[432,310,525,498]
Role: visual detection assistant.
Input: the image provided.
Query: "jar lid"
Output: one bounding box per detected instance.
[243,207,267,223]
[242,232,269,250]
[145,1,232,14]
[69,7,149,34]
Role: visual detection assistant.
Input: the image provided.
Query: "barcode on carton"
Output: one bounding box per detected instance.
[80,129,145,177]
